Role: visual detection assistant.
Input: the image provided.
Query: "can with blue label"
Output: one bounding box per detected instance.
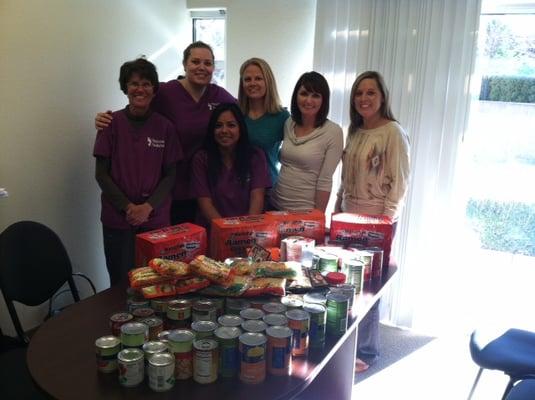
[303,304,326,348]
[266,326,292,376]
[285,309,310,357]
[214,327,240,378]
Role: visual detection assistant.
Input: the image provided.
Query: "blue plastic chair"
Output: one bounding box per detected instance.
[468,328,535,400]
[505,379,535,400]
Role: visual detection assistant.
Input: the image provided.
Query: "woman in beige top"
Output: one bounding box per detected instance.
[270,71,343,211]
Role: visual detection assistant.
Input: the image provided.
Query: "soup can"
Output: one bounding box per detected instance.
[120,322,148,349]
[319,253,339,274]
[343,259,364,293]
[128,299,151,313]
[248,298,272,310]
[193,339,219,384]
[142,341,168,375]
[331,284,356,310]
[303,292,327,306]
[364,246,384,278]
[240,308,265,321]
[118,348,144,387]
[226,298,251,315]
[285,309,310,357]
[191,320,218,339]
[239,332,267,384]
[132,307,155,321]
[214,327,241,378]
[150,298,169,318]
[109,312,133,337]
[263,313,288,327]
[157,330,172,344]
[356,251,373,282]
[192,300,217,323]
[218,314,244,328]
[95,335,121,373]
[166,299,191,329]
[148,352,175,392]
[139,317,164,341]
[326,292,349,337]
[201,297,225,317]
[303,304,326,348]
[266,326,292,376]
[242,320,267,334]
[281,295,303,310]
[168,329,195,380]
[262,302,287,314]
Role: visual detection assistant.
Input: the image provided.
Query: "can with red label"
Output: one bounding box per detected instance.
[168,329,194,380]
[239,332,267,384]
[95,335,121,373]
[364,246,384,279]
[285,309,310,357]
[140,317,164,341]
[166,299,191,329]
[109,312,134,337]
[193,339,219,384]
[266,326,292,376]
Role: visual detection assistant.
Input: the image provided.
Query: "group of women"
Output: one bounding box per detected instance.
[93,41,410,373]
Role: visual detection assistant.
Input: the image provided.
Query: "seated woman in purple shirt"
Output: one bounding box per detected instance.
[190,103,271,227]
[93,58,180,286]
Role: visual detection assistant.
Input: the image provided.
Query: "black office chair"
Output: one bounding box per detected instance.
[468,328,535,400]
[0,220,95,398]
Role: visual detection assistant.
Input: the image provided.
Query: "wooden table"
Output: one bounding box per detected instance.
[27,265,397,400]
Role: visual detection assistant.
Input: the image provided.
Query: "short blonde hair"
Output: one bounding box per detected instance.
[238,58,283,115]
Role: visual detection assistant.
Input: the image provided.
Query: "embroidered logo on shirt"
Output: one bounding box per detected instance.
[147,137,165,148]
[207,102,220,110]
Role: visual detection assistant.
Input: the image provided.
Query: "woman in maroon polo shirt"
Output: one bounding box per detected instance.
[93,58,180,286]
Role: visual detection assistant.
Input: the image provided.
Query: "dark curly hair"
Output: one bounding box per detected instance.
[118,57,159,94]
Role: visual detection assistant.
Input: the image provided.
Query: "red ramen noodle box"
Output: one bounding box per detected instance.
[266,209,325,245]
[210,215,279,261]
[330,213,394,266]
[136,223,207,266]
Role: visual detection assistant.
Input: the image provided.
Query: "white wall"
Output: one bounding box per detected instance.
[188,0,317,106]
[0,0,317,336]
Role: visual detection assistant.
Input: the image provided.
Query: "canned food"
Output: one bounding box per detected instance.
[285,309,310,357]
[191,320,218,339]
[192,300,217,323]
[266,326,292,376]
[120,322,148,349]
[319,253,339,274]
[166,299,191,329]
[331,284,356,309]
[109,312,134,337]
[303,292,327,306]
[214,327,241,378]
[226,298,251,315]
[364,246,384,278]
[240,308,265,321]
[133,307,155,321]
[95,335,121,373]
[326,292,349,337]
[158,330,172,342]
[139,317,164,341]
[142,341,168,375]
[150,298,169,317]
[128,299,151,313]
[263,313,288,327]
[281,295,303,310]
[148,352,175,392]
[303,304,326,348]
[262,302,287,314]
[193,339,219,384]
[248,298,271,310]
[218,314,244,328]
[342,259,364,293]
[118,348,144,387]
[239,333,267,384]
[242,320,267,334]
[201,297,225,317]
[168,329,195,380]
[355,251,373,282]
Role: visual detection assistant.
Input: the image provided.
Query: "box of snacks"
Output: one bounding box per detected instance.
[266,209,325,245]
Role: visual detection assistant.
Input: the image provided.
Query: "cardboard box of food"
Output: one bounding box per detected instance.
[329,213,393,266]
[210,214,279,261]
[135,223,207,266]
[266,209,325,245]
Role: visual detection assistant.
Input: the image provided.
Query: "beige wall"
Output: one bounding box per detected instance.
[0,0,316,336]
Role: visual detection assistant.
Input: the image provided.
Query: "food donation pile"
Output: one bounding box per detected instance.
[94,210,394,392]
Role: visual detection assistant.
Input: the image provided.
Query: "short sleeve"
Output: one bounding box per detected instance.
[250,148,272,189]
[190,150,212,198]
[93,126,113,158]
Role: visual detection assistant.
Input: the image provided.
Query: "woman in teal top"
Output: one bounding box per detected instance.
[238,58,290,185]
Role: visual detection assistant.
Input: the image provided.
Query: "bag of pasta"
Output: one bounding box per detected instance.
[242,277,286,297]
[189,255,234,287]
[149,258,191,279]
[253,261,297,279]
[141,283,176,299]
[200,275,252,297]
[129,267,175,288]
[175,277,211,295]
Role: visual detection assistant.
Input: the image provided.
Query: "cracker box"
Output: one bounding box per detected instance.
[210,214,279,261]
[266,209,325,245]
[135,223,207,266]
[329,213,394,266]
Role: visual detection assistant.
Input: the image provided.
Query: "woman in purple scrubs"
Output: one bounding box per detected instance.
[95,42,235,225]
[190,103,271,227]
[93,58,179,286]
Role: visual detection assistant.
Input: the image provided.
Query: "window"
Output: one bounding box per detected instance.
[191,9,226,86]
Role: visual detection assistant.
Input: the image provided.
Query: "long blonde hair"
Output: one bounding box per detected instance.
[348,71,396,137]
[238,58,283,115]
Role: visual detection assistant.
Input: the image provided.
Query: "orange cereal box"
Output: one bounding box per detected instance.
[265,209,325,245]
[329,213,394,266]
[136,223,207,266]
[210,215,279,261]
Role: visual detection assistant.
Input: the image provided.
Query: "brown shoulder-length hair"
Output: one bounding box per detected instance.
[238,57,283,115]
[348,71,397,137]
[291,71,330,127]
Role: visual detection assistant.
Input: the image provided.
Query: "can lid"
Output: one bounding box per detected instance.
[95,335,120,348]
[266,325,292,339]
[142,340,168,353]
[263,313,288,326]
[121,322,148,335]
[148,352,174,366]
[303,292,327,305]
[239,332,267,346]
[193,338,218,350]
[168,329,195,343]
[239,308,265,320]
[109,312,133,322]
[326,292,350,302]
[325,272,346,285]
[242,320,267,333]
[214,326,241,339]
[262,302,287,314]
[191,320,218,332]
[218,314,244,327]
[118,348,144,362]
[281,295,304,308]
[303,303,326,314]
[139,317,163,327]
[285,309,310,321]
[167,299,191,309]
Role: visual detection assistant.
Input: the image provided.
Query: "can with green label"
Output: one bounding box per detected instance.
[325,292,349,337]
[303,304,326,348]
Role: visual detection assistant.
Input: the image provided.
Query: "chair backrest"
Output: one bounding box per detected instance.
[0,221,80,343]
